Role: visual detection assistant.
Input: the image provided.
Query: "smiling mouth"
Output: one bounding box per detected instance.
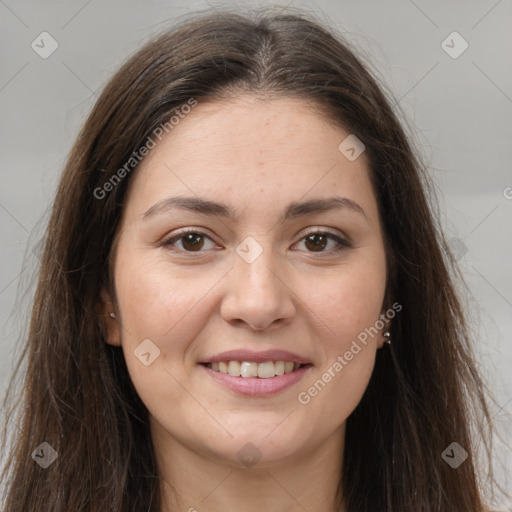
[201,361,311,378]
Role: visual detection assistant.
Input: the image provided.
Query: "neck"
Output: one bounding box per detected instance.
[152,420,346,512]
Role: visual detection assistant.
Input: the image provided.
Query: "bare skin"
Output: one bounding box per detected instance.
[103,95,389,512]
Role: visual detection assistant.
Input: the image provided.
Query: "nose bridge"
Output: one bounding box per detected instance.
[221,235,295,329]
[234,235,283,297]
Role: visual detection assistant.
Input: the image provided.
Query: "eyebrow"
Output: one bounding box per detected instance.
[142,195,367,223]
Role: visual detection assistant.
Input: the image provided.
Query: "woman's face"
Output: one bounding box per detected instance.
[104,96,388,468]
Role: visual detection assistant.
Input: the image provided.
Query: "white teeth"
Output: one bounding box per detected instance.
[284,362,294,373]
[240,361,258,377]
[257,361,275,379]
[227,360,241,377]
[207,360,305,378]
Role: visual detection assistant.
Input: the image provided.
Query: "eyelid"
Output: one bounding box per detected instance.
[161,226,351,253]
[293,227,352,252]
[298,226,349,241]
[162,227,220,251]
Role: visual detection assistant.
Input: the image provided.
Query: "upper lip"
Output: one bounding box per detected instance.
[199,349,312,365]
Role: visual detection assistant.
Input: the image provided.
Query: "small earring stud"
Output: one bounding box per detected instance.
[109,312,116,318]
[383,331,391,345]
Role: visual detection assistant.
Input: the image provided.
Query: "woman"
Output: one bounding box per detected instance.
[0,7,505,511]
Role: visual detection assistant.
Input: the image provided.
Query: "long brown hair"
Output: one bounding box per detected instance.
[1,6,506,511]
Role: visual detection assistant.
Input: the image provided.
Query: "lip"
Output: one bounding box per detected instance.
[199,349,312,365]
[200,363,312,396]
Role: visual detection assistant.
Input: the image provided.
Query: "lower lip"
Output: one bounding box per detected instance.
[200,364,312,396]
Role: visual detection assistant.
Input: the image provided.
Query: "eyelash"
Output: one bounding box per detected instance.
[161,227,351,255]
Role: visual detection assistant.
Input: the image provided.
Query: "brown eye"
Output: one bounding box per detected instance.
[295,231,349,254]
[304,233,328,252]
[181,233,205,251]
[163,231,217,252]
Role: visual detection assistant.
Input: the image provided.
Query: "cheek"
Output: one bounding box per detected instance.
[112,254,226,402]
[293,255,385,416]
[307,257,387,348]
[114,256,217,343]
[113,260,211,422]
[295,275,380,434]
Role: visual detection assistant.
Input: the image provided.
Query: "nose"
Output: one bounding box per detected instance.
[220,244,296,332]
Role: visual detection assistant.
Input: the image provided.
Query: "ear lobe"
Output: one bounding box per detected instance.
[100,288,122,347]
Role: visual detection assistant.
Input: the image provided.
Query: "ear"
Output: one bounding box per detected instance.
[100,288,122,347]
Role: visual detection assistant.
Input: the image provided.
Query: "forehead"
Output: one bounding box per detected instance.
[122,96,378,222]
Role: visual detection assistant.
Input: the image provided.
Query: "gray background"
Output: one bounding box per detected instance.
[1,0,511,504]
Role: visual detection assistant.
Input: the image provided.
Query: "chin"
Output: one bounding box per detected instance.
[201,427,311,469]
